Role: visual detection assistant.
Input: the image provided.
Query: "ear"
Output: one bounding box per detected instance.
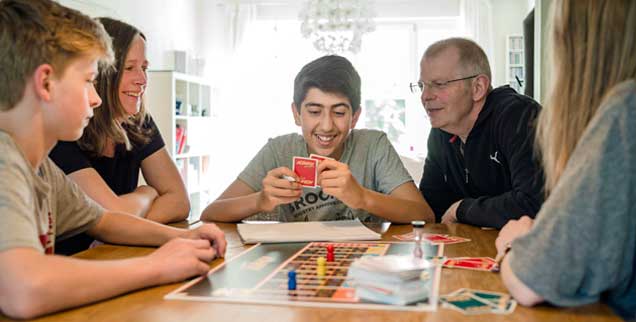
[472,75,490,102]
[291,102,301,126]
[32,64,55,102]
[350,107,362,128]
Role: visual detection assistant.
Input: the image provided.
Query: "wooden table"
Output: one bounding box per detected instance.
[0,223,621,322]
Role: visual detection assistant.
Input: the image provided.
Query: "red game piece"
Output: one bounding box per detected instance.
[326,244,335,262]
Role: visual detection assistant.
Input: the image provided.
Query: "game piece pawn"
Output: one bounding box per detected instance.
[287,269,297,290]
[411,221,426,259]
[317,256,326,277]
[326,244,335,262]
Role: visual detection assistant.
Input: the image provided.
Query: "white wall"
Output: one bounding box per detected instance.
[58,0,213,74]
[535,0,552,104]
[490,0,531,87]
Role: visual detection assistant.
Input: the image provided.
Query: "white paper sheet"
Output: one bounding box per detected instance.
[237,219,381,243]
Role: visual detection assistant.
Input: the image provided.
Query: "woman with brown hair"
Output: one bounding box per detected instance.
[50,18,189,254]
[494,0,636,319]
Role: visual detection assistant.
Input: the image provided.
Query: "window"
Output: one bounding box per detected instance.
[210,15,462,195]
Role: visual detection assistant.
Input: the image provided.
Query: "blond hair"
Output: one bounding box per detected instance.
[537,0,636,194]
[0,0,113,111]
[424,37,492,82]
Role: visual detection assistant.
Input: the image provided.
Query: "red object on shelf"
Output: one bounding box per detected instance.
[176,125,186,154]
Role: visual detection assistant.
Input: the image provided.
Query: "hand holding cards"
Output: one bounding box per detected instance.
[257,167,302,212]
[289,154,366,209]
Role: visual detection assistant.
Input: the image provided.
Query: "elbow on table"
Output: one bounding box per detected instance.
[199,204,216,222]
[1,277,54,319]
[513,290,544,307]
[173,197,191,221]
[149,195,191,223]
[501,258,544,307]
[199,204,241,223]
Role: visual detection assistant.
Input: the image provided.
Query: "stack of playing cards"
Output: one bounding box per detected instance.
[292,154,334,187]
[440,288,516,315]
[347,255,434,305]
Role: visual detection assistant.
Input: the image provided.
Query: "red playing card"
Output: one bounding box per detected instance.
[293,157,318,187]
[423,234,471,245]
[443,258,496,271]
[424,234,452,242]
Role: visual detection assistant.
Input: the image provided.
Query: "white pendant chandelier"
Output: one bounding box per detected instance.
[299,0,376,54]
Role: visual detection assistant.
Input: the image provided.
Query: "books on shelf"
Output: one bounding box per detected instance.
[175,125,186,155]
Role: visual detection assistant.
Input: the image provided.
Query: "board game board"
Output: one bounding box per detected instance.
[166,241,443,311]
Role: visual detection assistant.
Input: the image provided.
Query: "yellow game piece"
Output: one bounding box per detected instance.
[316,256,326,277]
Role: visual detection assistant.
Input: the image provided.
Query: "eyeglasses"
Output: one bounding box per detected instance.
[409,74,479,93]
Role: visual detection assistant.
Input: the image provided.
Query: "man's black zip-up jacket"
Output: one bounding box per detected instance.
[419,86,544,229]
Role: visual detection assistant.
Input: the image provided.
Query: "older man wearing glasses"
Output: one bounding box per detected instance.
[413,37,544,229]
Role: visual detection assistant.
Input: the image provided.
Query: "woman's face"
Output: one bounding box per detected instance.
[118,34,148,116]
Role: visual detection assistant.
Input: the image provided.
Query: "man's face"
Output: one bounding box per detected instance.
[292,87,360,160]
[419,47,475,135]
[45,56,102,141]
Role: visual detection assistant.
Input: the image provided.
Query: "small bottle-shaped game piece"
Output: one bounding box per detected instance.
[412,220,426,259]
[316,256,326,277]
[326,244,335,262]
[287,269,297,290]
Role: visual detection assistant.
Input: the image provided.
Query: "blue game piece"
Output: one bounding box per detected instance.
[287,270,297,290]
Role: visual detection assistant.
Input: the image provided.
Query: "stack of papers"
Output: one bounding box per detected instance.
[236,219,381,244]
[348,255,434,305]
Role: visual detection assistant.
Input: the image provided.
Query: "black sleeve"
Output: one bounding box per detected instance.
[456,100,544,229]
[138,115,166,161]
[49,141,92,175]
[419,131,459,223]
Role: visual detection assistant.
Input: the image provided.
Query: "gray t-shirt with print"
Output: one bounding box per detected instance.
[509,81,636,321]
[239,129,413,223]
[0,131,103,254]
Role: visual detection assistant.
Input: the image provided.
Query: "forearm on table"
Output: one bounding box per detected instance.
[0,250,156,319]
[88,212,185,246]
[200,192,263,223]
[458,192,539,229]
[116,189,157,217]
[361,189,435,224]
[144,192,190,223]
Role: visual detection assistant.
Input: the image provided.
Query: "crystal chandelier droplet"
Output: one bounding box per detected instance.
[299,0,376,54]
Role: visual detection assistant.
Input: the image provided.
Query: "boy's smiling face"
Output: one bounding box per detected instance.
[292,87,360,160]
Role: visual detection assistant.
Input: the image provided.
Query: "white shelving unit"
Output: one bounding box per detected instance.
[506,35,525,94]
[145,71,214,220]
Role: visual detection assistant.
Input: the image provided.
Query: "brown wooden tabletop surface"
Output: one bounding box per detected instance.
[0,222,621,322]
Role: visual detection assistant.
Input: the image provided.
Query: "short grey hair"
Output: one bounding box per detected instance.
[423,37,492,81]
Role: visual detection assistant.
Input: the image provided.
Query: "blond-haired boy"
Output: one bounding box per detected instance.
[0,0,226,318]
